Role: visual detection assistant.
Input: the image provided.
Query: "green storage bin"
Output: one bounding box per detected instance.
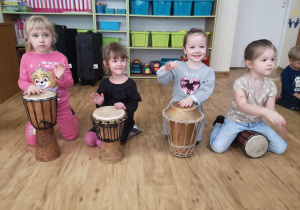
[130,31,150,47]
[170,31,187,47]
[151,31,170,47]
[77,29,93,34]
[102,37,121,46]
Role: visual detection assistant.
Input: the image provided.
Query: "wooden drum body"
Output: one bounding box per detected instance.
[91,106,127,164]
[22,91,60,162]
[236,130,269,158]
[162,102,204,157]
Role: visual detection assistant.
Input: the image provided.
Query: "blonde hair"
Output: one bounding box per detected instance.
[244,39,277,71]
[288,46,300,60]
[24,15,57,52]
[103,42,128,75]
[183,28,209,55]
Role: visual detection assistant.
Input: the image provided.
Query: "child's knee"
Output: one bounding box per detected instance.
[210,141,227,154]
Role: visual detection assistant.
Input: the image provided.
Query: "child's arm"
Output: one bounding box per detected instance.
[235,89,286,126]
[89,92,104,106]
[157,61,178,85]
[281,69,294,96]
[54,56,74,89]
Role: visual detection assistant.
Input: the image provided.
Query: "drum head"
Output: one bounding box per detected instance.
[163,102,203,122]
[244,135,269,158]
[23,91,57,101]
[93,106,126,121]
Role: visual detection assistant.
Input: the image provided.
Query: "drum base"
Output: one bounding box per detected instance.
[36,128,60,162]
[99,142,124,164]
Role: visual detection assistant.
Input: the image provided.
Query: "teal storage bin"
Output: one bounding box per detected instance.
[100,22,120,30]
[152,0,172,16]
[117,8,126,14]
[105,8,115,14]
[173,0,193,16]
[161,58,179,66]
[193,0,214,16]
[130,0,150,15]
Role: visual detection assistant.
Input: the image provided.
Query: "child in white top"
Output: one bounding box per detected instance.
[210,39,287,154]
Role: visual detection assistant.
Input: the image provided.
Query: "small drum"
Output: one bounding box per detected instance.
[91,106,127,164]
[162,102,204,158]
[22,91,60,162]
[236,130,269,158]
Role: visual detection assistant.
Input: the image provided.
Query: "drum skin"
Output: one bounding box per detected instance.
[92,106,127,164]
[22,91,60,162]
[236,130,269,158]
[163,102,204,157]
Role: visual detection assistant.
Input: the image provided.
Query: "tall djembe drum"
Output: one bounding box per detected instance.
[22,91,60,162]
[162,102,204,157]
[91,106,127,163]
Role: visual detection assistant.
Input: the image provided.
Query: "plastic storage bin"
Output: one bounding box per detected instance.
[131,31,150,47]
[130,0,150,15]
[170,31,187,47]
[173,0,193,16]
[161,58,179,66]
[96,5,106,13]
[102,37,121,46]
[117,9,126,14]
[151,31,170,47]
[152,0,172,16]
[193,0,214,15]
[105,8,115,14]
[99,22,120,30]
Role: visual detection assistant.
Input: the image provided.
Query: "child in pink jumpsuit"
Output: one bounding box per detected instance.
[18,15,79,145]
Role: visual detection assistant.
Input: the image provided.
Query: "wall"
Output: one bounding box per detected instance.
[211,0,239,72]
[278,0,300,68]
[230,0,289,68]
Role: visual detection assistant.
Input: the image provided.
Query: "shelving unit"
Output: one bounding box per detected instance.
[0,0,218,79]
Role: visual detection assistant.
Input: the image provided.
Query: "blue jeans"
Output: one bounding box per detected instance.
[210,119,287,154]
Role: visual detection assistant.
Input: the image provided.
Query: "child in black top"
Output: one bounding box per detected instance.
[85,42,142,147]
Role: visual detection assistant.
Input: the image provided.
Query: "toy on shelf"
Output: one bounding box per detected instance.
[130,59,142,74]
[142,63,152,75]
[150,60,161,74]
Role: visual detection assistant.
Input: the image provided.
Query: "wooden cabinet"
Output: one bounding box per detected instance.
[0,23,20,103]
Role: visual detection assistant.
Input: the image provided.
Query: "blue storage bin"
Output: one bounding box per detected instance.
[105,8,115,14]
[130,0,150,15]
[152,0,172,16]
[99,22,120,30]
[173,0,193,16]
[117,8,126,14]
[193,0,214,16]
[161,58,179,66]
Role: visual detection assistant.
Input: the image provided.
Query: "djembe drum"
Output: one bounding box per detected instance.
[162,102,204,157]
[236,130,269,158]
[22,91,60,162]
[91,106,127,163]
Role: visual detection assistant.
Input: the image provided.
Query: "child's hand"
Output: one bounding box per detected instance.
[178,97,194,108]
[263,109,286,127]
[53,62,66,80]
[24,85,44,96]
[114,102,126,110]
[294,93,300,99]
[89,93,104,106]
[164,61,177,71]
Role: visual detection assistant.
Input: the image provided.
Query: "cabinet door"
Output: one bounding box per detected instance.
[0,23,20,103]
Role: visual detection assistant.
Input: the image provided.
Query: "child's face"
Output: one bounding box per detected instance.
[28,28,53,54]
[248,48,276,76]
[183,34,207,64]
[289,59,300,71]
[107,54,127,76]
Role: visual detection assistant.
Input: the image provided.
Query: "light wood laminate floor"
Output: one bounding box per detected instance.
[0,69,299,210]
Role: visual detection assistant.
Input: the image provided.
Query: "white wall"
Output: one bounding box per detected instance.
[211,0,239,72]
[278,0,300,68]
[230,0,289,68]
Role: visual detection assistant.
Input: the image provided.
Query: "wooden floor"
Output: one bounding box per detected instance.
[0,69,299,210]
